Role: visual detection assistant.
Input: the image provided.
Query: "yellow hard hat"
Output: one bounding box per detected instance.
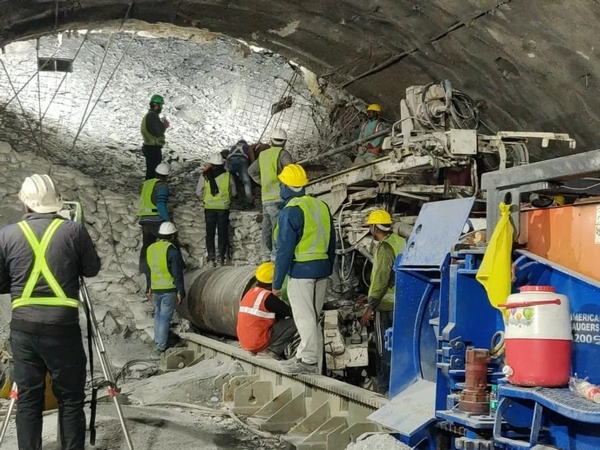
[553,195,565,206]
[366,209,392,225]
[367,103,382,113]
[255,262,275,284]
[278,164,309,188]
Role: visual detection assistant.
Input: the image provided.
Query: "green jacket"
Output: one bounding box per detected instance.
[367,233,406,311]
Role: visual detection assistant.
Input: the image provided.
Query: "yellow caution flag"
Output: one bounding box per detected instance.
[476,202,514,309]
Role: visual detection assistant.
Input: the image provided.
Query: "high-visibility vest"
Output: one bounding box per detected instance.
[274,196,331,262]
[258,146,282,202]
[203,172,231,210]
[141,112,165,146]
[359,120,384,150]
[237,287,276,353]
[12,219,80,310]
[370,233,406,311]
[147,241,176,290]
[137,179,160,217]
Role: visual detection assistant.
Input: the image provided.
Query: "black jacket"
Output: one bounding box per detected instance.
[0,213,101,335]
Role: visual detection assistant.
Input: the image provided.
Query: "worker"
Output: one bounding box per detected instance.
[145,222,185,355]
[359,210,406,394]
[196,153,236,267]
[0,174,101,449]
[248,129,293,263]
[141,94,170,180]
[353,103,385,166]
[226,139,253,204]
[137,162,171,275]
[272,164,336,375]
[237,262,298,360]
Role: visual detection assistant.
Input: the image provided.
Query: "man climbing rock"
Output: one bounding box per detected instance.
[141,94,169,180]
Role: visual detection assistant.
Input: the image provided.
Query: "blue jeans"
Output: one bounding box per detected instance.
[226,156,253,202]
[10,329,87,450]
[261,203,281,262]
[154,292,177,351]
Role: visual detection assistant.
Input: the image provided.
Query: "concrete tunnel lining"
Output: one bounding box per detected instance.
[2,0,599,155]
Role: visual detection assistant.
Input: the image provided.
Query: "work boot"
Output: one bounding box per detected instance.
[219,257,227,267]
[279,356,297,367]
[206,256,216,268]
[280,359,318,375]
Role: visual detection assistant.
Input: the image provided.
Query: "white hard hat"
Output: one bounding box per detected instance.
[270,128,288,145]
[159,221,177,236]
[19,174,63,214]
[155,163,170,176]
[209,153,224,165]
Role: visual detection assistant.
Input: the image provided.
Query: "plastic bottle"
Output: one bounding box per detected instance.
[570,377,600,403]
[489,384,498,415]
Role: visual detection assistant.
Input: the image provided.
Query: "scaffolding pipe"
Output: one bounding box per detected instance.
[178,266,257,337]
[298,129,390,165]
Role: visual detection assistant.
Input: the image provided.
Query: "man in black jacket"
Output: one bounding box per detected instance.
[0,174,101,450]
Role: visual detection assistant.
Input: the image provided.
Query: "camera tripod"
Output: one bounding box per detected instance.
[0,280,134,449]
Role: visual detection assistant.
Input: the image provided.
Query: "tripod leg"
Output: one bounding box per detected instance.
[0,383,17,445]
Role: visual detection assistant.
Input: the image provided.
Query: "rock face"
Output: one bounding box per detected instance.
[0,2,598,158]
[0,140,262,342]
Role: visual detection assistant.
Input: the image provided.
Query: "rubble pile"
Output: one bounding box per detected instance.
[0,141,262,342]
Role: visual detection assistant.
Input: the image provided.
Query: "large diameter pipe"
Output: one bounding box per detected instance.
[178,266,257,337]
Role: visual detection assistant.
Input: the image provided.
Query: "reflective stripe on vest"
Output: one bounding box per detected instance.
[147,241,176,290]
[238,289,276,319]
[203,172,231,210]
[137,179,160,217]
[258,146,282,202]
[141,112,165,146]
[274,196,331,262]
[12,219,80,309]
[372,233,406,311]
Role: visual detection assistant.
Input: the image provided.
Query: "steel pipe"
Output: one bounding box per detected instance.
[178,266,257,337]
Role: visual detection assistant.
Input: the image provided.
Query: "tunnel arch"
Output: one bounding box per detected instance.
[2,0,600,155]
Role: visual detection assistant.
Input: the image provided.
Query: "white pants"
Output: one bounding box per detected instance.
[288,277,328,367]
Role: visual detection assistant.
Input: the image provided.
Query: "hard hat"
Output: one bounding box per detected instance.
[366,103,382,113]
[155,162,170,176]
[366,209,392,225]
[209,153,224,165]
[270,129,288,145]
[19,174,63,214]
[278,164,308,188]
[255,262,275,284]
[159,221,177,236]
[553,195,565,206]
[150,94,165,105]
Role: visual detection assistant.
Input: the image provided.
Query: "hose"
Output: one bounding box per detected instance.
[490,331,505,361]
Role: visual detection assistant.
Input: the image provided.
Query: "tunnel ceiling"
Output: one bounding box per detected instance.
[2,0,599,156]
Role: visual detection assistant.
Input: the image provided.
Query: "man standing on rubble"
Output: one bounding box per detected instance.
[237,262,297,360]
[0,174,101,450]
[359,210,406,394]
[226,139,253,204]
[196,153,237,267]
[248,129,293,263]
[145,221,185,355]
[141,94,170,180]
[272,164,336,375]
[353,103,385,166]
[137,162,171,275]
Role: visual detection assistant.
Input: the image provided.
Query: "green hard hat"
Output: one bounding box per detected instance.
[150,94,165,105]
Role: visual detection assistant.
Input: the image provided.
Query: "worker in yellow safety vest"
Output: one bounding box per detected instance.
[145,221,185,355]
[353,103,386,166]
[248,129,293,263]
[271,164,336,375]
[0,174,101,449]
[137,162,171,275]
[141,94,170,180]
[359,209,406,394]
[196,153,237,267]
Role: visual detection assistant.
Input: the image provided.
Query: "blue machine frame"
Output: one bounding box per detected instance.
[369,197,600,450]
